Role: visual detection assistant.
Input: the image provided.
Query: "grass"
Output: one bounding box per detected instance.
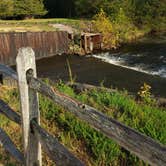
[0,81,165,166]
[0,18,81,24]
[0,18,84,32]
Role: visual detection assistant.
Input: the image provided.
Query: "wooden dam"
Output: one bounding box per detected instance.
[0,31,103,66]
[0,31,69,65]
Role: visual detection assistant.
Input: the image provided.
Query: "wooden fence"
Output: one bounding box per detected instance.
[0,47,166,166]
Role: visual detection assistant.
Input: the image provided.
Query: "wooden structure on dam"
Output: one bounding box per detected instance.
[0,30,103,66]
[0,31,69,65]
[81,33,102,53]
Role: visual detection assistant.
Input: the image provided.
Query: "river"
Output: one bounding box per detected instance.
[36,36,166,97]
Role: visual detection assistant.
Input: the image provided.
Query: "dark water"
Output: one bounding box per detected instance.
[36,37,166,97]
[92,38,166,78]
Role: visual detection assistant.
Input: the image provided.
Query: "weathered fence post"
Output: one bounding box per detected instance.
[16,47,41,166]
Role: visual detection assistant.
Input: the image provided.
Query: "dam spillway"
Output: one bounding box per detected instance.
[0,31,69,65]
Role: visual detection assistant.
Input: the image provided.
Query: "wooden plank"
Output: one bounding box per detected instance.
[0,64,18,80]
[0,99,84,165]
[66,82,118,94]
[31,120,84,166]
[0,99,21,125]
[27,76,166,166]
[16,47,41,166]
[0,128,24,164]
[84,35,88,53]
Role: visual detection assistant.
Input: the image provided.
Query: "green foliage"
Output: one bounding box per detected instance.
[92,8,142,47]
[93,9,118,49]
[14,0,47,18]
[74,0,102,18]
[0,0,47,19]
[137,83,156,106]
[112,7,140,42]
[0,0,13,18]
[28,0,47,16]
[75,0,166,33]
[125,0,166,30]
[44,0,75,18]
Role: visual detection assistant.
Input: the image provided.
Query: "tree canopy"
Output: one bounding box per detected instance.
[0,0,47,18]
[44,0,166,29]
[0,0,13,18]
[0,0,165,30]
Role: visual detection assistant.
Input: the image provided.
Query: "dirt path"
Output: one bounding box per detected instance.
[50,23,77,34]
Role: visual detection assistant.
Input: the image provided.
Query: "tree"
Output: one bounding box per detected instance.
[28,0,47,17]
[0,0,14,18]
[93,9,118,48]
[44,0,57,18]
[141,0,166,30]
[123,0,166,29]
[44,0,75,18]
[14,0,47,18]
[74,0,104,18]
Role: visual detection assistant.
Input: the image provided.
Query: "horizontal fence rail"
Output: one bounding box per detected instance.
[0,99,21,124]
[0,48,166,166]
[0,99,84,166]
[0,64,18,80]
[0,128,24,164]
[31,120,84,166]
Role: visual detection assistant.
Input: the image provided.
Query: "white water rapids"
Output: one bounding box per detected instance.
[90,52,166,78]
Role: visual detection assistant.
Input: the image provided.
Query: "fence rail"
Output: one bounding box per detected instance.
[0,128,24,164]
[0,99,84,166]
[0,47,166,166]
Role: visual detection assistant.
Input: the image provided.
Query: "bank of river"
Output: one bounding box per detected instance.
[37,39,166,97]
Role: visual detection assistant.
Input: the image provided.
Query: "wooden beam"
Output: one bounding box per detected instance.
[0,99,84,165]
[0,128,24,164]
[27,76,166,166]
[0,64,18,80]
[16,47,41,166]
[31,120,84,166]
[0,99,21,125]
[66,82,118,94]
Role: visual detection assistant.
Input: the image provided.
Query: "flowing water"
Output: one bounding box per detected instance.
[37,36,166,97]
[92,38,166,78]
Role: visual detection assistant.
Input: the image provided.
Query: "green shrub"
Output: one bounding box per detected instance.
[93,9,119,49]
[0,0,13,18]
[137,83,156,106]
